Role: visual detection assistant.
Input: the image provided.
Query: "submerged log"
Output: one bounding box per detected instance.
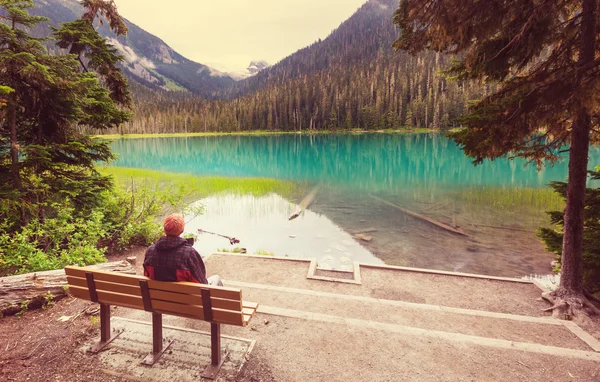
[369,195,469,237]
[351,227,378,234]
[289,185,321,221]
[0,261,136,317]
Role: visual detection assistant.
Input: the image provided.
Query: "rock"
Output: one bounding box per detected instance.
[126,256,137,265]
[354,234,373,242]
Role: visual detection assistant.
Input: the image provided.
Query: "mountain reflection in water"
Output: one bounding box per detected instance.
[183,193,382,269]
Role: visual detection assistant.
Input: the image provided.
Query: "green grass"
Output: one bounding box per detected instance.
[451,186,564,213]
[93,128,435,140]
[217,247,245,253]
[255,249,275,257]
[148,69,187,92]
[99,167,299,199]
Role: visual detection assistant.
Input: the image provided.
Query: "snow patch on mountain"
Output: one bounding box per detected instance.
[108,38,155,69]
[227,60,271,81]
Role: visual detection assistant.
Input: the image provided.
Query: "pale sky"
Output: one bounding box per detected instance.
[113,0,368,73]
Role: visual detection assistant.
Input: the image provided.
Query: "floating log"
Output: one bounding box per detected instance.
[369,195,469,237]
[289,185,320,221]
[0,261,136,317]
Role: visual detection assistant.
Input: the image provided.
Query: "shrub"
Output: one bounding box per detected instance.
[0,180,202,276]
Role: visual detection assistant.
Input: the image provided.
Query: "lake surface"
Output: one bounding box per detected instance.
[109,133,600,277]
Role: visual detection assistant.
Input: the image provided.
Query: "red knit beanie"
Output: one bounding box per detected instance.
[164,214,185,236]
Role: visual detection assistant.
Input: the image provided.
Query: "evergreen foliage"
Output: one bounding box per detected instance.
[0,0,150,275]
[393,0,600,301]
[0,0,131,228]
[538,171,600,293]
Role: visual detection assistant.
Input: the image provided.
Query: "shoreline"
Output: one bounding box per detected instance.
[93,127,442,140]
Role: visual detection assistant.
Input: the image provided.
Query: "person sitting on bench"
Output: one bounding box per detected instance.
[143,214,223,286]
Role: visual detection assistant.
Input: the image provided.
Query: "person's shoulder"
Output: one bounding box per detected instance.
[181,244,201,257]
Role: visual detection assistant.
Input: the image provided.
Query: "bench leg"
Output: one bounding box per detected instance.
[142,313,174,366]
[89,304,122,353]
[201,323,228,380]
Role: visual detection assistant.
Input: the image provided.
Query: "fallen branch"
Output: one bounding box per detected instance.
[19,339,45,360]
[0,261,136,317]
[369,195,469,237]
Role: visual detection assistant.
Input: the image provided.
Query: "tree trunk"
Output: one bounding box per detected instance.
[8,102,21,191]
[0,261,136,317]
[557,0,597,296]
[561,111,590,294]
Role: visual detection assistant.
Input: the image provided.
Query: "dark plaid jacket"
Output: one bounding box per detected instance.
[143,236,208,284]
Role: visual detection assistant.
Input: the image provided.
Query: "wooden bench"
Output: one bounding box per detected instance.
[64,266,258,379]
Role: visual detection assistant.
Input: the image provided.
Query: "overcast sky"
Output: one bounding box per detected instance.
[113,0,368,73]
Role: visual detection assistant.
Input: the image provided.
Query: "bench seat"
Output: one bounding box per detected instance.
[65,265,258,379]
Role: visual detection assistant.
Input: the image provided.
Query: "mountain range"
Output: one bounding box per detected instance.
[31,0,250,97]
[27,0,484,133]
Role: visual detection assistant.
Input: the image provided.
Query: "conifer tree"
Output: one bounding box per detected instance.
[393,0,600,318]
[0,0,130,227]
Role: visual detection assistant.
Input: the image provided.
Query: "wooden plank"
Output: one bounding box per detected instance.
[226,280,560,325]
[147,279,241,301]
[152,300,203,318]
[207,307,245,326]
[150,290,203,305]
[243,314,253,326]
[96,290,144,310]
[563,321,600,352]
[242,307,256,316]
[66,276,88,289]
[96,280,141,297]
[151,300,244,325]
[243,301,259,310]
[65,266,147,286]
[67,276,141,297]
[258,306,600,362]
[93,271,148,286]
[68,285,91,301]
[212,297,243,311]
[149,290,242,311]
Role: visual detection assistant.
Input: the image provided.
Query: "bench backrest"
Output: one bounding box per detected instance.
[65,266,253,326]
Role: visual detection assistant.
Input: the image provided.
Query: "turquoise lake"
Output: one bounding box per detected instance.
[109,133,600,279]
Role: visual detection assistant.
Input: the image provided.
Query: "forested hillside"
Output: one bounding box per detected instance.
[110,0,488,134]
[30,0,234,96]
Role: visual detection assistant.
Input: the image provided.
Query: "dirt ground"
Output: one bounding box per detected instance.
[1,253,600,381]
[0,298,271,382]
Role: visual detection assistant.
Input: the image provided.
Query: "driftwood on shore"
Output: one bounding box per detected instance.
[369,195,469,237]
[0,261,136,317]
